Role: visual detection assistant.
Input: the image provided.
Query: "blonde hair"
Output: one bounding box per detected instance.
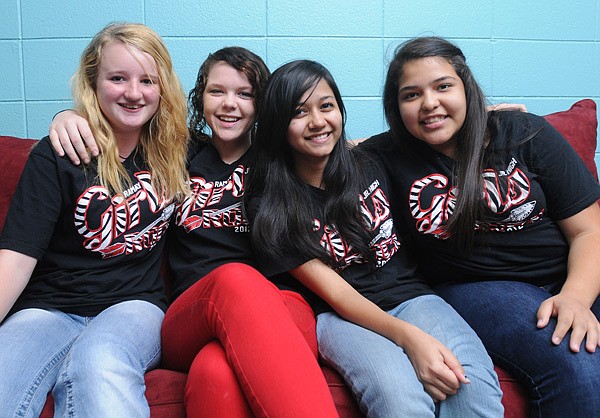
[71,22,189,200]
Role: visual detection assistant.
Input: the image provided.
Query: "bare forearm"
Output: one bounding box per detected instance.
[557,203,600,306]
[0,249,36,322]
[291,259,417,345]
[561,231,600,306]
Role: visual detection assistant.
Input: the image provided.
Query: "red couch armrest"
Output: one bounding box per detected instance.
[0,136,36,230]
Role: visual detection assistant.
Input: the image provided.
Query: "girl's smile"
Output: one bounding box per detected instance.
[398,57,467,159]
[96,41,160,142]
[203,61,256,161]
[287,79,342,165]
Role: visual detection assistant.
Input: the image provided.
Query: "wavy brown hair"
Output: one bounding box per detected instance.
[188,46,270,142]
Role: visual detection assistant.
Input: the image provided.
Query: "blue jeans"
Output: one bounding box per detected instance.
[435,280,600,418]
[0,300,163,418]
[317,295,503,418]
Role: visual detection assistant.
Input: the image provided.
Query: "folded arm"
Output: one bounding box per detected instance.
[291,258,468,401]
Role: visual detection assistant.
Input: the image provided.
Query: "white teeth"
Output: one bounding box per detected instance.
[422,116,445,125]
[219,116,239,122]
[122,104,142,109]
[309,133,328,141]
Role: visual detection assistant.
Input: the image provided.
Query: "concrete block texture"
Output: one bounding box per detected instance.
[1,0,598,168]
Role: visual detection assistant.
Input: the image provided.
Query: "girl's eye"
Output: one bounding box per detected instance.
[110,76,125,82]
[293,107,307,117]
[141,79,154,85]
[209,89,224,95]
[321,102,335,110]
[400,92,419,101]
[238,91,254,99]
[438,83,451,91]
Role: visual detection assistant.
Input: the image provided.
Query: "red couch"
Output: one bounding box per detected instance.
[1,99,597,417]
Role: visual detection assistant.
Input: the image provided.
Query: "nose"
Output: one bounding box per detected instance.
[308,111,326,129]
[124,81,142,101]
[421,91,439,111]
[221,92,238,109]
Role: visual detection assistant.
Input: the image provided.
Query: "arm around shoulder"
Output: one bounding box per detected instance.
[49,110,98,165]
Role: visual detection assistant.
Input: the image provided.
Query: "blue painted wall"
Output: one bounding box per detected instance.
[2,0,599,166]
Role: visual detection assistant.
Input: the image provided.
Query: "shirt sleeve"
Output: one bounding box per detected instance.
[0,138,63,259]
[524,114,600,220]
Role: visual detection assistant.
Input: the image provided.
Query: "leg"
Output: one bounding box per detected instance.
[387,295,504,418]
[185,341,252,418]
[280,289,319,357]
[317,311,436,418]
[436,281,600,418]
[52,300,163,418]
[184,291,320,418]
[161,263,337,418]
[0,309,82,418]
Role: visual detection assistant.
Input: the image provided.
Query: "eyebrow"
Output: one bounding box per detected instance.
[398,75,457,93]
[295,94,334,108]
[205,81,253,90]
[105,69,158,79]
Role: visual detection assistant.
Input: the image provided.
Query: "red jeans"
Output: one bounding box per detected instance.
[161,263,338,418]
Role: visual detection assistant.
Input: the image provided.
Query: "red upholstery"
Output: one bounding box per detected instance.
[543,99,598,181]
[2,99,597,417]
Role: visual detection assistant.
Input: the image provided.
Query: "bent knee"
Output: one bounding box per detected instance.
[188,342,238,389]
[206,263,276,295]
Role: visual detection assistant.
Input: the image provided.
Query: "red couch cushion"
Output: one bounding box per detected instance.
[0,136,36,229]
[543,99,598,181]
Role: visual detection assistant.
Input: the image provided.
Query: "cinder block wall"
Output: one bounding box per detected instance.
[2,0,599,165]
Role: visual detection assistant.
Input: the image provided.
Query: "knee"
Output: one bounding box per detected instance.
[550,353,600,394]
[210,263,263,283]
[359,380,434,417]
[186,342,243,409]
[70,345,121,377]
[64,339,147,385]
[205,263,276,296]
[189,342,235,386]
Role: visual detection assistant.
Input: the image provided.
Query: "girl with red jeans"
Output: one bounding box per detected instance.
[49,47,338,418]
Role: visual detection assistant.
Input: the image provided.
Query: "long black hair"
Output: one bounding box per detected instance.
[187,46,270,142]
[247,60,373,265]
[383,36,490,250]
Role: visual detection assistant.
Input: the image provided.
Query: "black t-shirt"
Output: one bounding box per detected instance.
[0,137,171,316]
[168,141,255,300]
[362,111,600,286]
[248,156,432,314]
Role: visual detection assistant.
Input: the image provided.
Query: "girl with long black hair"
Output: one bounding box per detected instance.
[246,59,503,417]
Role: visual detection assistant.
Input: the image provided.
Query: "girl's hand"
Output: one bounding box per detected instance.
[290,260,469,400]
[537,293,600,353]
[541,203,600,353]
[49,110,98,165]
[486,103,528,112]
[398,324,469,401]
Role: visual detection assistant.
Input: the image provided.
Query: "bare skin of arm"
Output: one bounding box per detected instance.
[0,249,36,323]
[52,105,528,156]
[49,110,98,165]
[537,202,600,353]
[291,258,469,401]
